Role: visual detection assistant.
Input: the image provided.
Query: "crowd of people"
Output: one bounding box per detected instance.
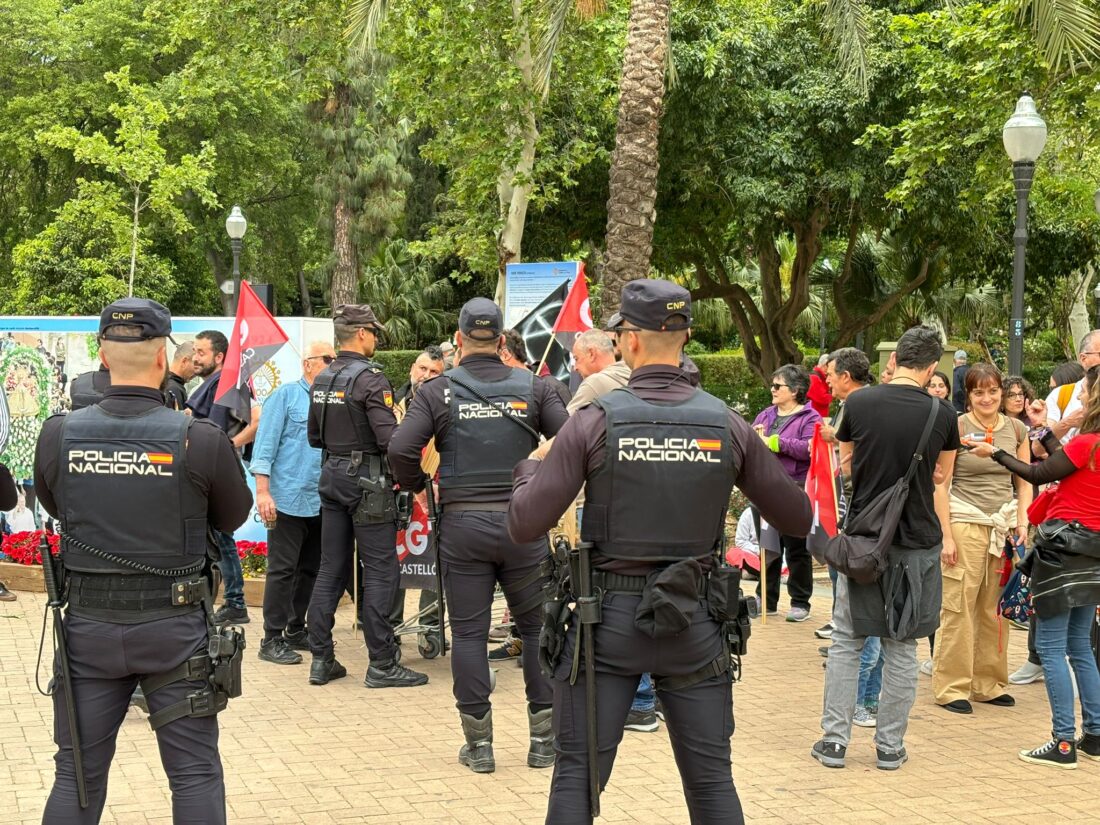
[14,286,1100,825]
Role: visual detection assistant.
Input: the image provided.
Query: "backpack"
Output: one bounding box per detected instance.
[824,397,940,585]
[999,539,1032,625]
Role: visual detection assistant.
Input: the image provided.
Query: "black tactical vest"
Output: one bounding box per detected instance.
[581,388,734,562]
[309,357,383,457]
[438,366,537,494]
[55,405,209,573]
[69,369,111,411]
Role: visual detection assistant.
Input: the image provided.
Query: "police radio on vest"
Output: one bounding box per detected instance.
[67,448,175,476]
[616,436,722,463]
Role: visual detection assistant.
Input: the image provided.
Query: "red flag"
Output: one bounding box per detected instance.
[215,281,289,423]
[551,264,592,349]
[805,423,840,562]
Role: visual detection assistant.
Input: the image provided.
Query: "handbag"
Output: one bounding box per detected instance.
[999,539,1032,625]
[823,396,940,586]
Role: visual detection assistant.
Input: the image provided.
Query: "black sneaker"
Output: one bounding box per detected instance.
[811,739,846,768]
[814,622,834,640]
[259,637,303,665]
[1019,738,1077,769]
[282,629,309,651]
[624,708,659,732]
[488,637,522,661]
[309,655,347,686]
[364,661,429,688]
[876,746,908,771]
[212,604,249,625]
[1076,732,1100,761]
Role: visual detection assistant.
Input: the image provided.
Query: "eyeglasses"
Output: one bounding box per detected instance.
[770,383,789,391]
[1005,391,1026,400]
[614,326,644,333]
[306,355,335,365]
[1080,352,1100,358]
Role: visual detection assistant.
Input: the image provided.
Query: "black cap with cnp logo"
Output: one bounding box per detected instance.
[603,311,623,332]
[459,297,504,340]
[333,304,386,332]
[99,297,174,342]
[616,279,692,332]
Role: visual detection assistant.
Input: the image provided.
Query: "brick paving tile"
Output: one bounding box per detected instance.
[4,587,1100,823]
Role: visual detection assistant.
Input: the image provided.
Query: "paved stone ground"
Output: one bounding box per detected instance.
[2,583,1098,824]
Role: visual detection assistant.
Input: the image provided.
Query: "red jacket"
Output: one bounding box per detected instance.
[807,367,833,418]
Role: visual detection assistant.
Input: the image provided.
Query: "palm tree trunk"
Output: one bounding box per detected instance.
[331,195,359,306]
[601,0,671,315]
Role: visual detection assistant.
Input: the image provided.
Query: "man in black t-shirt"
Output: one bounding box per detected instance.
[813,326,959,773]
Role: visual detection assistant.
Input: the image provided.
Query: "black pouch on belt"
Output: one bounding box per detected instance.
[634,558,703,639]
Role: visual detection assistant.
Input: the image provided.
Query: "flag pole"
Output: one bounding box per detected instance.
[534,335,556,376]
[759,518,767,627]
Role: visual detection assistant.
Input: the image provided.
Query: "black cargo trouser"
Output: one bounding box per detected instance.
[760,534,813,612]
[546,592,742,825]
[43,611,224,824]
[439,508,552,717]
[308,462,398,664]
[263,512,322,642]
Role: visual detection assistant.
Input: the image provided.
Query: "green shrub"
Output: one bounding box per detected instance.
[374,349,420,390]
[691,354,771,418]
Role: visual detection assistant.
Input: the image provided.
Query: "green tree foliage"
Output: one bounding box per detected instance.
[360,239,455,348]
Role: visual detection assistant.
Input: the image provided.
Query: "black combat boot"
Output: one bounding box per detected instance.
[527,706,555,768]
[308,655,347,686]
[458,711,495,773]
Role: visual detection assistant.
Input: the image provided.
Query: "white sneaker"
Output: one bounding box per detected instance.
[786,607,811,623]
[853,706,877,728]
[814,622,835,640]
[920,659,933,676]
[1009,661,1045,685]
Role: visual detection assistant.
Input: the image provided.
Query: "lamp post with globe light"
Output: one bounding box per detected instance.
[225,206,247,314]
[1001,94,1047,376]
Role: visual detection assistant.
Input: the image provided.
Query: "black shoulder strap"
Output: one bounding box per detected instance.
[903,397,942,484]
[446,373,541,442]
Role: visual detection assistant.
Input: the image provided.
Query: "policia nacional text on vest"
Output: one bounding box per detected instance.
[53,407,243,755]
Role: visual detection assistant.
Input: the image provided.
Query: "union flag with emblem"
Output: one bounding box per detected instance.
[215,281,289,426]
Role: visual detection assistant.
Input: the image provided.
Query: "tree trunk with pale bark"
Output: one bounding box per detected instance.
[601,0,671,315]
[330,195,359,307]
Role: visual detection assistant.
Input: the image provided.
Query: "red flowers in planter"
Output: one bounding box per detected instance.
[236,540,268,578]
[0,531,61,565]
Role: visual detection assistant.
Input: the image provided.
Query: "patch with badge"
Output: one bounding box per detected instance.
[383,390,393,407]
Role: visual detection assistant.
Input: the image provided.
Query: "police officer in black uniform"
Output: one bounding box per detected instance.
[389,297,569,773]
[68,365,111,410]
[33,298,253,823]
[306,304,428,688]
[509,280,813,824]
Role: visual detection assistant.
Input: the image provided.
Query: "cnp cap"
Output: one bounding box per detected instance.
[99,298,174,342]
[333,304,386,331]
[618,279,692,332]
[459,298,503,340]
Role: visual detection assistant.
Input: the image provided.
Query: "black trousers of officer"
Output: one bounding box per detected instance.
[439,508,552,717]
[308,458,398,663]
[546,592,742,825]
[263,512,322,642]
[43,611,224,824]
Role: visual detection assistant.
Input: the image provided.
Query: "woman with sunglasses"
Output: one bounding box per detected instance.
[751,364,822,622]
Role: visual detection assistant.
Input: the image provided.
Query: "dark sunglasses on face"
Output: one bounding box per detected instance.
[770,383,788,391]
[306,355,335,365]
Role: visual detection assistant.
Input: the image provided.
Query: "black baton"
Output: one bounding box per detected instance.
[575,540,601,817]
[425,480,446,656]
[40,534,88,809]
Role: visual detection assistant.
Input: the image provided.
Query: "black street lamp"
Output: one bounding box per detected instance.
[1001,94,1047,377]
[225,205,248,314]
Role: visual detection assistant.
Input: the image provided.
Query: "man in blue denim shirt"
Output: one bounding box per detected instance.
[251,341,336,664]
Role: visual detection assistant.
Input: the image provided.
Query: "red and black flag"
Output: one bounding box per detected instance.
[550,264,593,353]
[513,281,571,380]
[215,281,288,425]
[805,423,842,563]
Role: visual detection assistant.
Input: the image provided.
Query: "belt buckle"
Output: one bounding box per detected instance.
[172,578,207,606]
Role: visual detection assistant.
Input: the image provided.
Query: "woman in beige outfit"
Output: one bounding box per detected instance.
[934,363,1032,713]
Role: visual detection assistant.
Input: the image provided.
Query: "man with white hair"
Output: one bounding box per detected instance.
[251,340,337,665]
[567,329,630,414]
[1045,329,1100,442]
[165,341,195,410]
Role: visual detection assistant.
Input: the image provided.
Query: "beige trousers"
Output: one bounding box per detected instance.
[932,521,1009,704]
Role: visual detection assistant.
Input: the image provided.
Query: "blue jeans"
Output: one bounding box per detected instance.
[1034,607,1100,740]
[857,636,885,708]
[216,530,245,609]
[632,673,655,712]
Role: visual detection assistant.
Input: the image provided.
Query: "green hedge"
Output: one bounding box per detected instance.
[378,350,773,418]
